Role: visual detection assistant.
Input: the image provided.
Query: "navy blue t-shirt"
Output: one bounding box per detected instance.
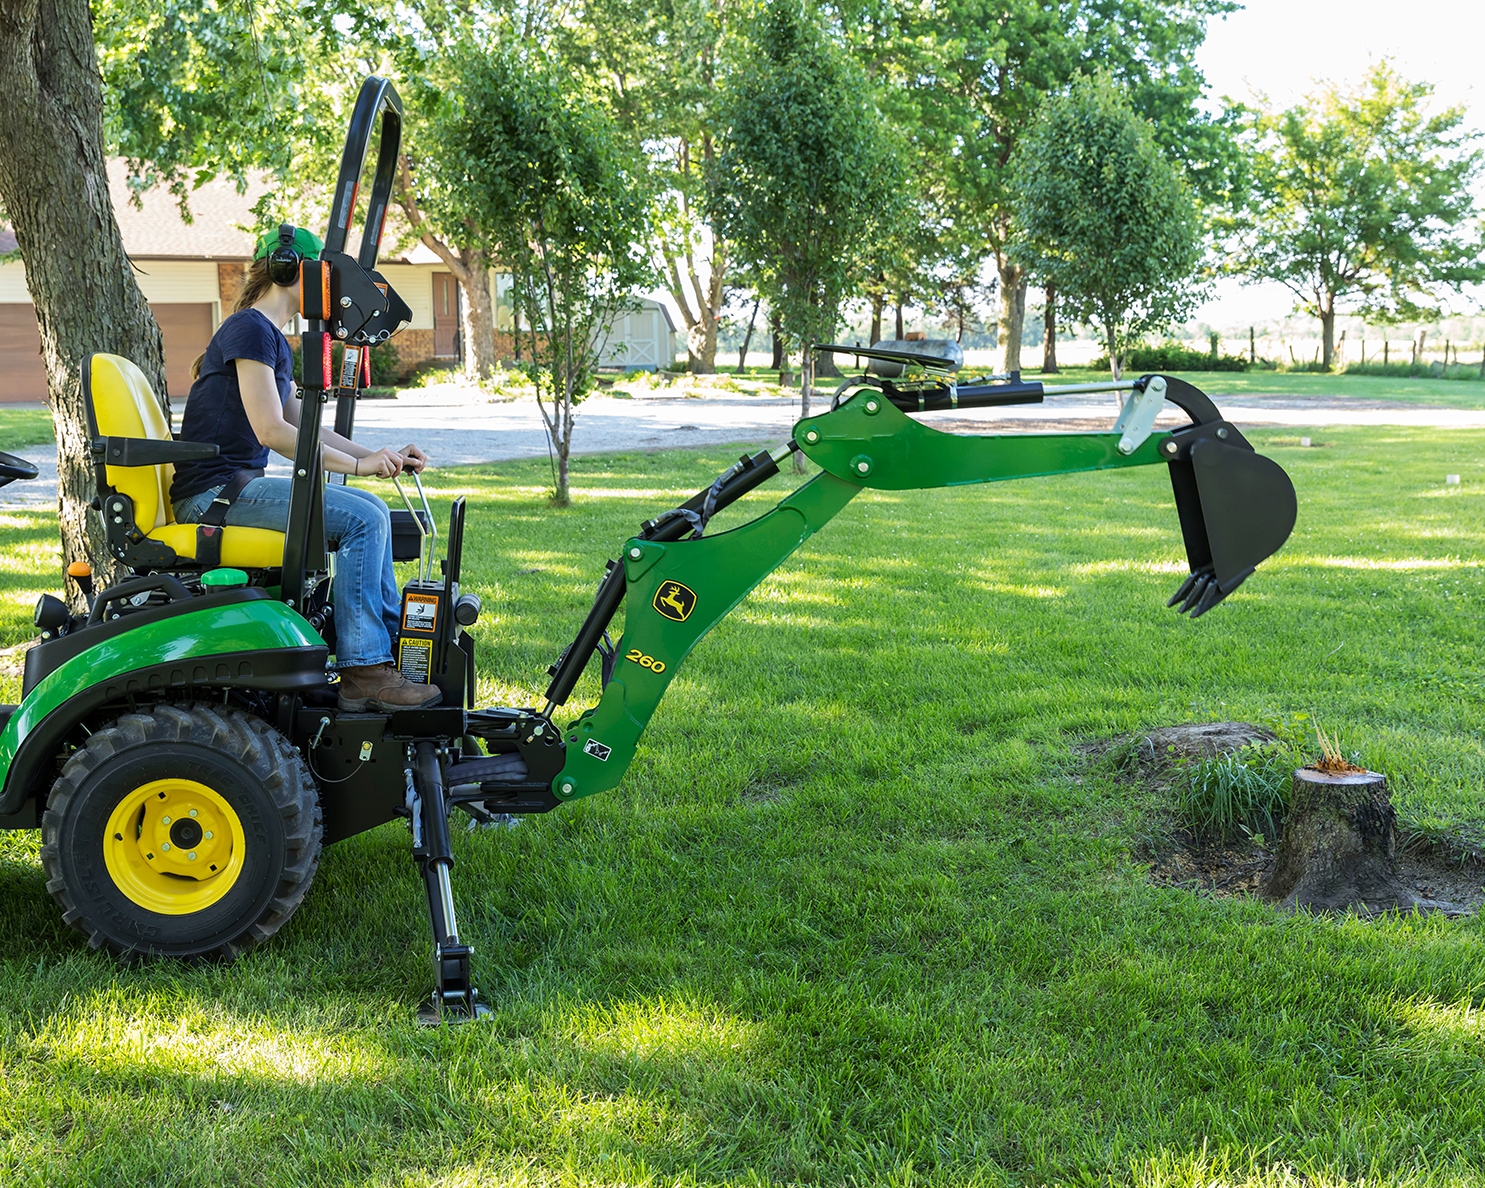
[170,308,294,503]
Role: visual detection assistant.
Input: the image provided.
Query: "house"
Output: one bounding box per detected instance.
[0,163,680,404]
[0,162,462,403]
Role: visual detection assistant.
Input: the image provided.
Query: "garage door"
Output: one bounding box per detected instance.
[0,302,213,403]
[0,305,47,403]
[153,303,214,398]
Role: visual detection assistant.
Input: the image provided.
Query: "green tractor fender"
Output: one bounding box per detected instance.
[0,592,326,820]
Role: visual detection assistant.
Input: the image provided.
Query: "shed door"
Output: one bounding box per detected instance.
[433,273,459,358]
[0,304,48,402]
[152,303,214,399]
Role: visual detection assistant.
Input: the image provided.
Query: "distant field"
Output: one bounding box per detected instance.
[714,362,1485,408]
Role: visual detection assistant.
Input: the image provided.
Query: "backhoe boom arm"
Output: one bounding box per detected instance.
[548,375,1297,802]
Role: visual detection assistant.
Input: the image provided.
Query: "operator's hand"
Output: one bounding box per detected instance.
[358,447,406,478]
[399,443,430,474]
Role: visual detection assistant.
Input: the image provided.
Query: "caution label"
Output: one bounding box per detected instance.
[402,592,439,634]
[398,637,432,683]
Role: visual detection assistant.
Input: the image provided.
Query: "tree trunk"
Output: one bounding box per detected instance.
[769,312,783,370]
[737,296,759,370]
[1260,768,1459,915]
[894,300,904,340]
[869,291,883,345]
[1320,301,1336,369]
[395,156,496,380]
[996,257,1028,374]
[458,258,497,380]
[665,245,724,375]
[793,348,813,473]
[0,0,169,595]
[1105,323,1122,381]
[1041,285,1058,374]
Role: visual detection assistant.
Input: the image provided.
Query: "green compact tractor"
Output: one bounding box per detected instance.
[0,78,1298,1022]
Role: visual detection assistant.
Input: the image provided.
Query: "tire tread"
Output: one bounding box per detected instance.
[40,704,322,963]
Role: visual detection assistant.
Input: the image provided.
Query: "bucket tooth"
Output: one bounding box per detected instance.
[1166,570,1202,609]
[1189,574,1231,618]
[1177,569,1213,615]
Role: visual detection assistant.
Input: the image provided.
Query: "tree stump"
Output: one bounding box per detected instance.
[1260,769,1458,915]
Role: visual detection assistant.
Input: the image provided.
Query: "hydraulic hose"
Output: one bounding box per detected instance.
[542,445,789,709]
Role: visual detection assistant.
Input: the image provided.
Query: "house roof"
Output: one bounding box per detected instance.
[107,159,262,258]
[5,160,439,264]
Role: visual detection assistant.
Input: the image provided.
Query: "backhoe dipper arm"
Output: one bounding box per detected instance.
[548,374,1296,803]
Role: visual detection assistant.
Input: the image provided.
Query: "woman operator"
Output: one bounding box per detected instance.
[171,225,440,713]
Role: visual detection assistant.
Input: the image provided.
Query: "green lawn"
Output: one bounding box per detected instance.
[2,429,1485,1185]
[0,406,54,450]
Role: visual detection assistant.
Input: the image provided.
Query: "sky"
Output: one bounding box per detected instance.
[1193,0,1485,326]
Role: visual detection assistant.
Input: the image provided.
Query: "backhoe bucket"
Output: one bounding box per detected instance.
[1165,428,1297,618]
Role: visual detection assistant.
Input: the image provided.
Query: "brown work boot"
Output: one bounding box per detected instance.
[337,663,443,712]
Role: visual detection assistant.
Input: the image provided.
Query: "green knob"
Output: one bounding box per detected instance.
[201,568,249,590]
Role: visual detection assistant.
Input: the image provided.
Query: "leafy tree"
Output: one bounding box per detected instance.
[838,0,1236,374]
[562,0,741,373]
[1225,62,1485,368]
[708,0,904,439]
[97,0,513,379]
[432,43,652,504]
[1011,74,1205,379]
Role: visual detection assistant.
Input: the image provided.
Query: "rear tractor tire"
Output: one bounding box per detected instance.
[40,704,322,961]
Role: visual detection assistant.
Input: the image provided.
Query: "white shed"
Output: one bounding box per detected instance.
[596,299,678,371]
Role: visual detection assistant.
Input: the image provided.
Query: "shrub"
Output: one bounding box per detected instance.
[1281,359,1331,373]
[1176,744,1296,842]
[1090,341,1249,372]
[1344,360,1484,382]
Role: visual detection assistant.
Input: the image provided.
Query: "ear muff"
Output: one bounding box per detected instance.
[265,224,302,287]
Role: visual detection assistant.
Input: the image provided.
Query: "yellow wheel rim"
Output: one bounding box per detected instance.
[103,778,246,915]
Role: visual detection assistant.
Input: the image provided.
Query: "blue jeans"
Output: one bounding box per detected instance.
[174,478,402,668]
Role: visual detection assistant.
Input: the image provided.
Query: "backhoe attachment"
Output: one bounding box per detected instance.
[540,365,1297,804]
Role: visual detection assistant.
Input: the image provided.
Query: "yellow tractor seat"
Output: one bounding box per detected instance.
[84,353,287,571]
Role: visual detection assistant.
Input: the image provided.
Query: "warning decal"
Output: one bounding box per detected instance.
[398,637,432,683]
[402,592,439,633]
[583,739,612,761]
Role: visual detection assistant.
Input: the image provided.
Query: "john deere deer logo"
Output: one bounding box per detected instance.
[652,581,697,623]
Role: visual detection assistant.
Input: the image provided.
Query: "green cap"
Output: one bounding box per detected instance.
[201,568,249,590]
[253,225,325,262]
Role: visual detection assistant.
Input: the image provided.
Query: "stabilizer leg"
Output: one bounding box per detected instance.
[408,742,490,1025]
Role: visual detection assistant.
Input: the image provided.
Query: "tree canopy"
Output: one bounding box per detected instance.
[1224,61,1485,367]
[708,0,904,419]
[1012,73,1205,378]
[430,41,652,503]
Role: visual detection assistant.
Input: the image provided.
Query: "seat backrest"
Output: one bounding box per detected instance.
[85,353,176,530]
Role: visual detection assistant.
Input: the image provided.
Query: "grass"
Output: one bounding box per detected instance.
[0,406,54,450]
[1,427,1485,1184]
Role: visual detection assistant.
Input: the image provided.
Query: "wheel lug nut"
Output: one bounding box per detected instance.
[204,831,214,840]
[188,852,197,861]
[161,816,172,825]
[161,842,171,851]
[189,810,198,818]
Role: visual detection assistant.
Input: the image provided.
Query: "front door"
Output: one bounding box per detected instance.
[433,273,458,358]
